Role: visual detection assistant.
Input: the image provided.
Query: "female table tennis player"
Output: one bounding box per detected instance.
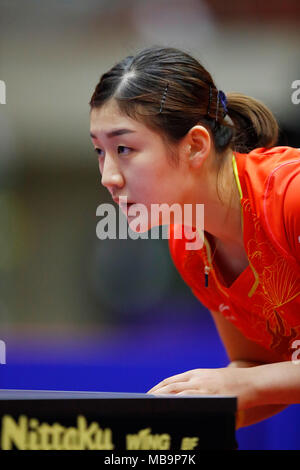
[89,46,300,428]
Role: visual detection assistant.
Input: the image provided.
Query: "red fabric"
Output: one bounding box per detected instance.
[168,146,300,360]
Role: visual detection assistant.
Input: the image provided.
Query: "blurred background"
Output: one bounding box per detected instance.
[0,0,300,450]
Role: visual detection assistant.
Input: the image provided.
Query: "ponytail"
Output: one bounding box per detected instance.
[226,92,279,153]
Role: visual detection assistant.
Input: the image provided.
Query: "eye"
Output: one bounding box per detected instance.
[94,148,104,157]
[118,145,132,155]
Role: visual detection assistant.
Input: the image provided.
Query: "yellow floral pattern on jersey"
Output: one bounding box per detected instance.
[242,197,300,358]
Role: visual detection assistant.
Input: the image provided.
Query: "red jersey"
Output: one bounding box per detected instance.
[168,146,300,360]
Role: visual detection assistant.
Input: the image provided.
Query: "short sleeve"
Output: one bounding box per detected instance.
[283,173,300,264]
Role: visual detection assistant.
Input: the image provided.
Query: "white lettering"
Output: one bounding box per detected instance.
[0,340,6,364]
[0,80,6,104]
[291,80,300,105]
[291,340,300,365]
[96,200,204,250]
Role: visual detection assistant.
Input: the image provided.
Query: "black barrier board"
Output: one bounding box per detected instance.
[0,389,237,450]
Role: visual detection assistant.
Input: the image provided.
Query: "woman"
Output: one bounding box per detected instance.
[89,46,300,428]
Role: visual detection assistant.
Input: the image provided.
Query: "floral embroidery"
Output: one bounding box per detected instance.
[169,151,300,361]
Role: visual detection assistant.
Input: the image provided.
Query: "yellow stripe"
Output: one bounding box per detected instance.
[232,155,243,199]
[232,154,259,298]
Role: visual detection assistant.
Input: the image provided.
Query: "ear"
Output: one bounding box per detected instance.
[182,125,211,169]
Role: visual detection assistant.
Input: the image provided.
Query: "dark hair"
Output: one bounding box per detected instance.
[90,45,279,172]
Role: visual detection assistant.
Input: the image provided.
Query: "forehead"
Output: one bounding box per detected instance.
[90,100,146,135]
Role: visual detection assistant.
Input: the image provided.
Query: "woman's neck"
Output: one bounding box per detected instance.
[198,148,244,250]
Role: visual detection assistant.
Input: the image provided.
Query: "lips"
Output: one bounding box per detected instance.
[120,202,134,209]
[113,197,134,206]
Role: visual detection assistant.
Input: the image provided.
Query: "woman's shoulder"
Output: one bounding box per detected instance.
[245,146,300,196]
[236,146,300,270]
[239,145,300,159]
[234,146,300,213]
[236,146,300,178]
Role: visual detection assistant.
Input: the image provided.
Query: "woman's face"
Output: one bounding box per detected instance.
[90,99,190,231]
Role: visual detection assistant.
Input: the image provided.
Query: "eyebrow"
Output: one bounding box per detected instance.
[90,129,136,139]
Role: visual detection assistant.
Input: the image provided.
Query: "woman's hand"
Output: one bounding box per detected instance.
[147,367,257,410]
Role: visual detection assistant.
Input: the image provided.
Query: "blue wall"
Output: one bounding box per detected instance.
[0,303,299,450]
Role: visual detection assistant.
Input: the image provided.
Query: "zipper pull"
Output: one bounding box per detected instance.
[204,265,210,287]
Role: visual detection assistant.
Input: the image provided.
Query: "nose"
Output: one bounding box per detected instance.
[100,154,124,190]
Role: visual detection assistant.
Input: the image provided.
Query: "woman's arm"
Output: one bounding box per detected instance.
[227,361,288,429]
[232,361,300,428]
[247,361,300,406]
[210,309,284,365]
[211,310,299,427]
[210,308,300,404]
[147,362,295,428]
[147,309,299,428]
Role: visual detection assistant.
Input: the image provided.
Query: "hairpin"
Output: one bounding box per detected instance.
[159,83,169,114]
[207,85,213,116]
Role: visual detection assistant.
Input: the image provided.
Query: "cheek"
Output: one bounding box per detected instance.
[127,155,179,202]
[126,166,155,194]
[98,158,103,174]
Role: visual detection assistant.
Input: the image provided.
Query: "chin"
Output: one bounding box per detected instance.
[128,220,152,234]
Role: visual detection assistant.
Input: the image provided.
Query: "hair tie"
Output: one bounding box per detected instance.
[207,86,228,120]
[218,90,228,116]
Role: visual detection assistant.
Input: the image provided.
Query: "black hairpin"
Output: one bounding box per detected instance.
[207,85,213,116]
[159,83,169,114]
